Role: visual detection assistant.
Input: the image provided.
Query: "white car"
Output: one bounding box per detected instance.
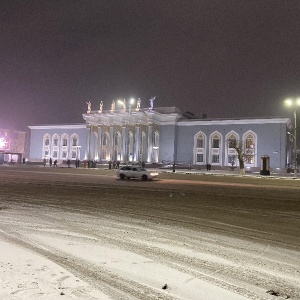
[116,166,158,181]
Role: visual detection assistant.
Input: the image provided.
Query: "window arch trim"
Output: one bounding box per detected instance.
[193,131,207,165]
[242,130,257,167]
[209,131,222,165]
[225,131,239,166]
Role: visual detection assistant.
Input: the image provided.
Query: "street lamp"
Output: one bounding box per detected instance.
[285,98,300,177]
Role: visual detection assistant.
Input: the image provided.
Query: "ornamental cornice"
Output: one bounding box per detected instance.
[28,124,86,130]
[83,109,182,125]
[178,118,291,126]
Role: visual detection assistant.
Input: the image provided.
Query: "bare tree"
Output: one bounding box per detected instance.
[229,140,250,175]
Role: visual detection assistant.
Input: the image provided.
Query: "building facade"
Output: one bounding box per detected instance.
[0,128,26,164]
[29,124,87,163]
[29,106,291,172]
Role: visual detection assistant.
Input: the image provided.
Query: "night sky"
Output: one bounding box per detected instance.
[1,1,300,131]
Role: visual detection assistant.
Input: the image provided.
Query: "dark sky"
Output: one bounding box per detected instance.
[1,0,300,131]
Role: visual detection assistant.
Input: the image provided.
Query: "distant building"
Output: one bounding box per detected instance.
[0,128,26,164]
[28,106,292,172]
[29,124,86,164]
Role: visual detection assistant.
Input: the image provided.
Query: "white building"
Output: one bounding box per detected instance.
[29,105,292,172]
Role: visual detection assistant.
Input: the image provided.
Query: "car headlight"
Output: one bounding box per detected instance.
[150,172,158,176]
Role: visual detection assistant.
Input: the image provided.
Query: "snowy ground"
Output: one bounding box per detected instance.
[0,166,299,300]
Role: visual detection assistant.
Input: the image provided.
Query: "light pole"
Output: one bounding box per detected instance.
[285,98,300,177]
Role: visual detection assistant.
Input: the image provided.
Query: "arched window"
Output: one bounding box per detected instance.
[212,135,220,148]
[197,136,204,148]
[43,134,51,158]
[44,134,50,146]
[193,132,206,164]
[245,133,255,149]
[226,131,239,166]
[243,131,256,166]
[62,136,68,146]
[210,131,222,165]
[60,134,68,159]
[71,135,78,147]
[228,134,237,148]
[52,134,60,159]
[70,134,79,160]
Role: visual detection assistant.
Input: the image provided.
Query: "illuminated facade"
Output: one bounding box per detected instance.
[0,129,26,164]
[29,107,291,171]
[29,124,86,162]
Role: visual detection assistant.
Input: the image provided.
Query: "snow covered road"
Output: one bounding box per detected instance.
[0,167,299,299]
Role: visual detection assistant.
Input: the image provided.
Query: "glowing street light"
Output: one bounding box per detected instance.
[129,98,135,114]
[0,138,7,149]
[284,98,300,177]
[117,98,135,113]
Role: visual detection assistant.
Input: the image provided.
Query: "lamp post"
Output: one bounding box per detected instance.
[285,98,300,177]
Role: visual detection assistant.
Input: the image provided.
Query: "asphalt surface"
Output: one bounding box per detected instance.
[0,165,299,299]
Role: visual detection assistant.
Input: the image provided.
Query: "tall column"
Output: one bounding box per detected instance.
[85,125,91,160]
[89,127,98,161]
[147,125,153,163]
[97,126,103,161]
[109,126,115,161]
[134,125,140,162]
[121,126,127,162]
[93,127,99,161]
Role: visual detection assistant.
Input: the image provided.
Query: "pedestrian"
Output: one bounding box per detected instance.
[49,158,52,167]
[116,160,120,168]
[113,160,116,169]
[108,160,112,169]
[53,159,57,167]
[76,159,80,168]
[206,163,209,171]
[43,158,46,167]
[67,159,71,168]
[208,163,211,171]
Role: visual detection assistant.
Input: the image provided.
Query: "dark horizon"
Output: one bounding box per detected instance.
[1,1,300,131]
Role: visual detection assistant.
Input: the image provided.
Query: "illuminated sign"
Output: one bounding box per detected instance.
[0,138,10,150]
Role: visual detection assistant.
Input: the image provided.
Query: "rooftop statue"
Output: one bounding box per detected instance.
[111,100,115,112]
[86,101,91,113]
[149,96,156,110]
[136,98,141,111]
[99,101,103,113]
[122,99,126,112]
